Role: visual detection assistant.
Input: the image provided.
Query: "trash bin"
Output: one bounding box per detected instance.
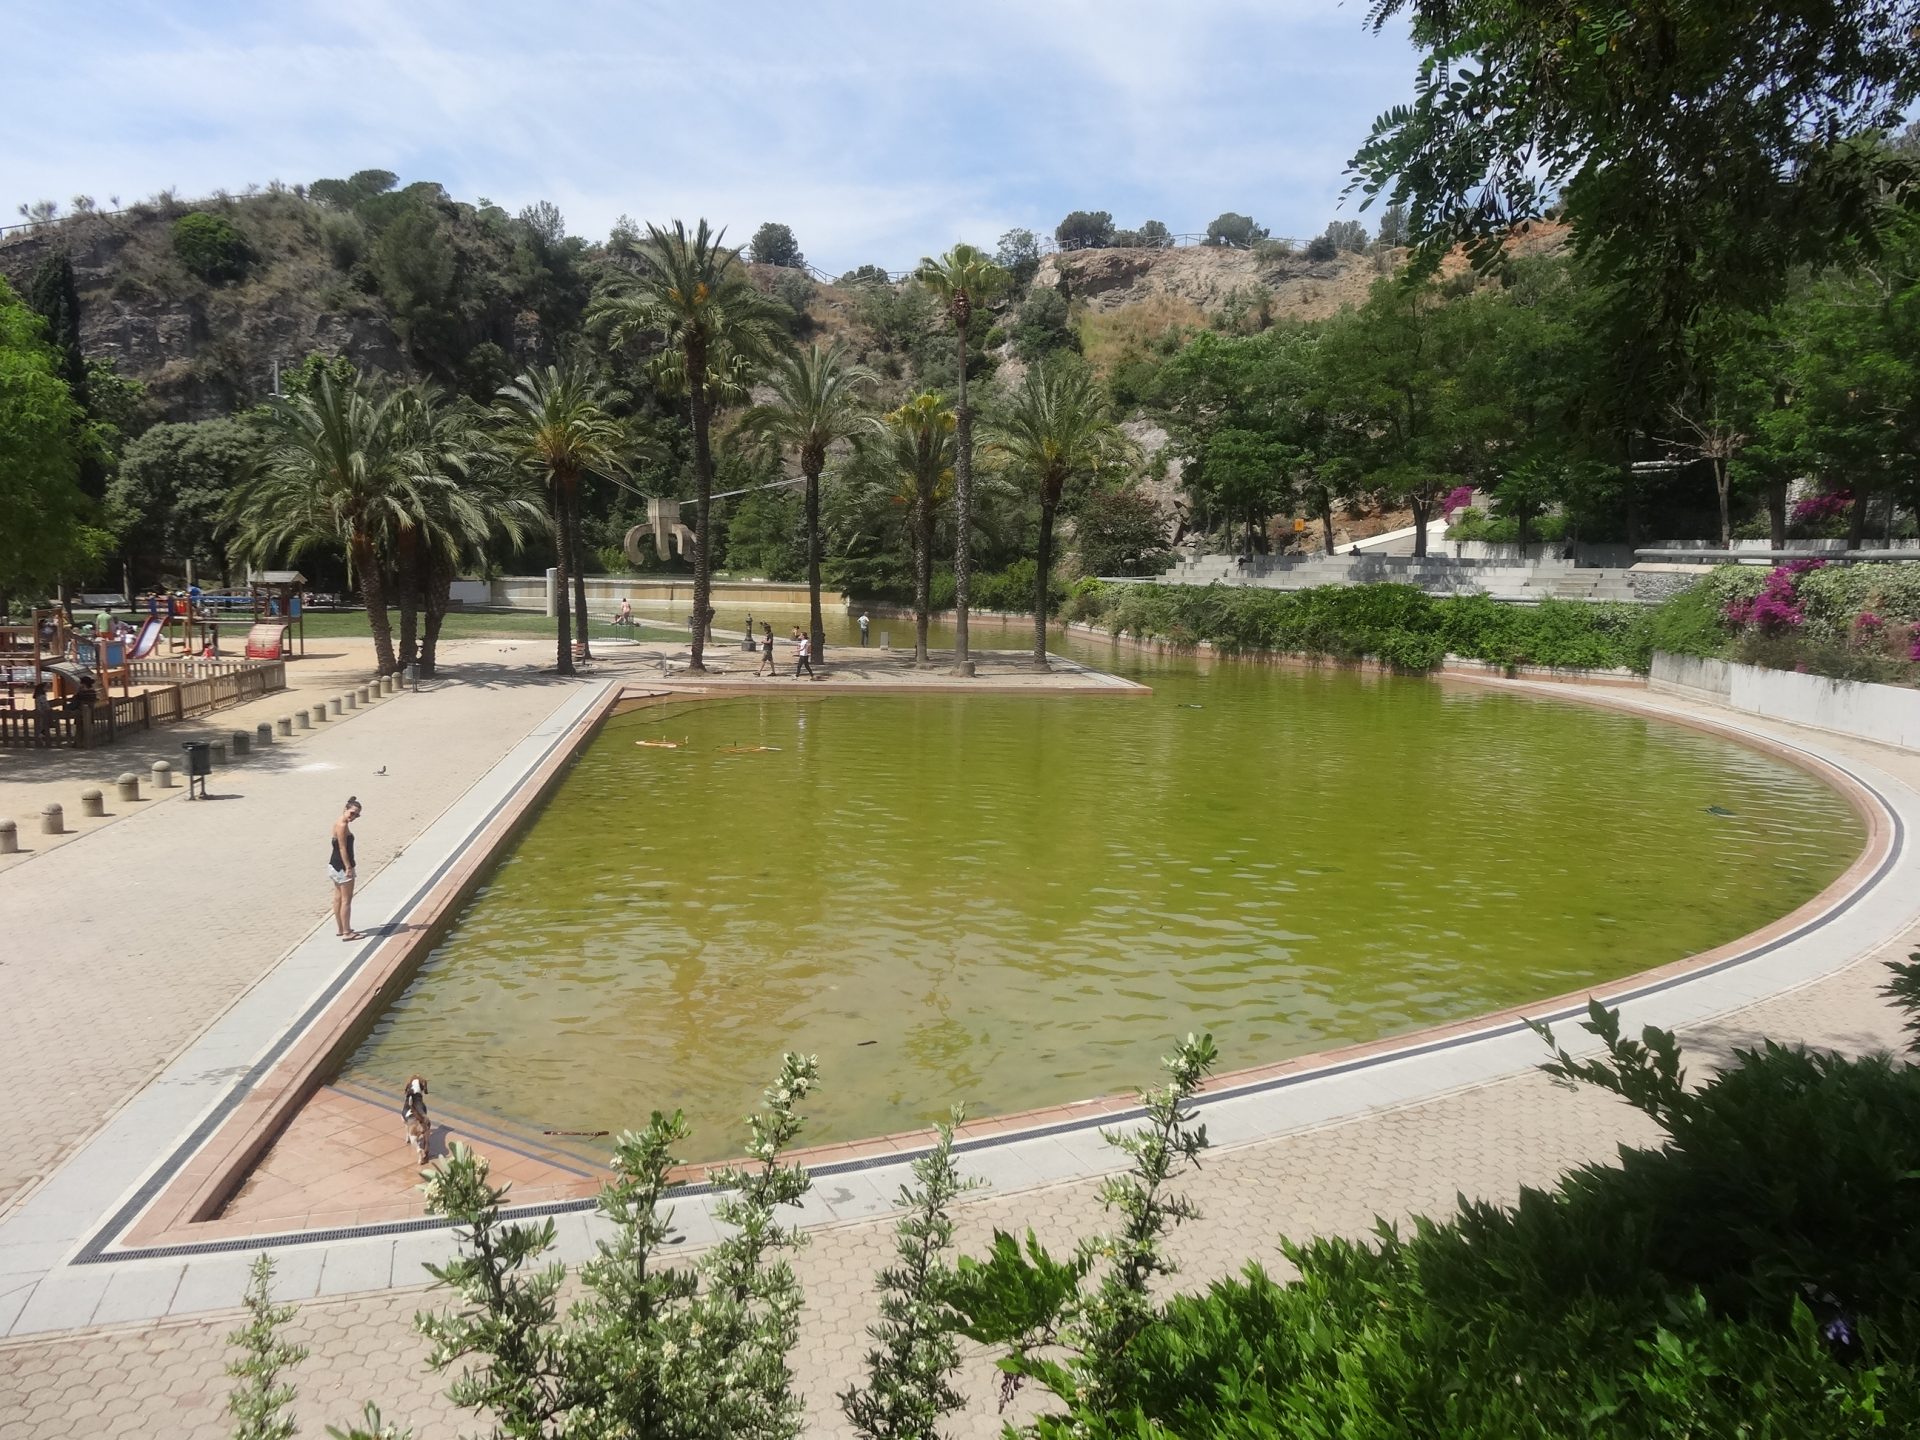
[181,740,212,799]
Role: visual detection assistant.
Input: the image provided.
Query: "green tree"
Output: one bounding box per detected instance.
[996,228,1043,287]
[1136,220,1173,249]
[1011,288,1080,363]
[1322,219,1369,253]
[750,222,805,269]
[1351,0,1920,408]
[1374,201,1409,250]
[492,361,626,675]
[1055,211,1116,251]
[987,357,1133,668]
[0,277,108,604]
[26,248,101,496]
[109,418,259,584]
[1072,485,1171,577]
[742,342,877,661]
[1205,212,1268,248]
[591,220,786,671]
[915,244,1010,672]
[870,391,955,662]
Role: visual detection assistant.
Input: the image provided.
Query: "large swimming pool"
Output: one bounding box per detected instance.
[341,637,1862,1157]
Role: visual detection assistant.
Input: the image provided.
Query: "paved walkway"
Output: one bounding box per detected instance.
[0,640,588,1210]
[0,640,396,873]
[0,668,1914,1439]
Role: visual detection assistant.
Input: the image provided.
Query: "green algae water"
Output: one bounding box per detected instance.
[343,642,1862,1157]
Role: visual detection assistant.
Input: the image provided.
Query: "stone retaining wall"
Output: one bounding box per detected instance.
[1651,652,1920,751]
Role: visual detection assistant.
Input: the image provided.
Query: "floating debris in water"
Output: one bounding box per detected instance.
[1705,805,1736,817]
[636,738,685,749]
[718,744,783,754]
[1179,703,1204,709]
[857,1039,877,1047]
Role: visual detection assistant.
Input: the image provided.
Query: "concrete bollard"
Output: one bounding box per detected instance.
[40,803,62,836]
[0,818,16,855]
[344,691,358,711]
[80,788,105,819]
[297,710,312,730]
[152,760,174,790]
[277,716,293,737]
[231,730,251,758]
[356,685,370,705]
[330,697,343,717]
[311,705,328,725]
[116,772,141,804]
[396,668,409,690]
[381,674,394,695]
[256,721,274,748]
[209,740,227,766]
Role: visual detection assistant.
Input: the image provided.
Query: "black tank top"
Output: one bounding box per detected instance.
[330,829,355,869]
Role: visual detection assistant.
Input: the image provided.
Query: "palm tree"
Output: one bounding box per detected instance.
[590,221,785,671]
[392,389,544,677]
[225,372,439,675]
[915,244,1009,675]
[987,358,1133,669]
[742,343,876,663]
[492,361,627,676]
[870,393,954,663]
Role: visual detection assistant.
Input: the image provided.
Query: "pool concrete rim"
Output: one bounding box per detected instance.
[67,667,1901,1265]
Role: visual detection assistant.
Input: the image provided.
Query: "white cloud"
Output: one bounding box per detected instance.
[2,0,1418,267]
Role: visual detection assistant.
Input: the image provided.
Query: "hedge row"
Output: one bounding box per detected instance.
[1067,580,1657,673]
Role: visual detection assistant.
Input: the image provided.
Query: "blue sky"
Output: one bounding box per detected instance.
[6,1,1420,274]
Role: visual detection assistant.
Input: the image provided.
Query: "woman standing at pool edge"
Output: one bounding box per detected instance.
[330,797,363,940]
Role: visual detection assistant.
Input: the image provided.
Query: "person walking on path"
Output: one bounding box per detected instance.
[756,622,776,676]
[329,797,364,941]
[858,612,870,646]
[793,627,815,679]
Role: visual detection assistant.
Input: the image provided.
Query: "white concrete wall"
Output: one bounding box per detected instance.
[1651,652,1920,750]
[1648,652,1733,701]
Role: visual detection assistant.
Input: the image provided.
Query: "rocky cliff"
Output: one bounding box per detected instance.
[0,206,406,421]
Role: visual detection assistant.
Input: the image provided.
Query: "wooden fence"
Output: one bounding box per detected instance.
[0,659,287,749]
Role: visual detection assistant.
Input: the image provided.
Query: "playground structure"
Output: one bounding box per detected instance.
[165,571,304,660]
[0,599,289,750]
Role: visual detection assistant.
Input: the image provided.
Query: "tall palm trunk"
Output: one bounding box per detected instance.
[951,317,974,673]
[1319,493,1335,554]
[914,477,933,664]
[551,481,575,675]
[1032,495,1058,670]
[805,456,825,667]
[568,485,593,661]
[688,357,713,672]
[421,548,453,678]
[395,531,420,671]
[1410,495,1431,557]
[353,533,398,675]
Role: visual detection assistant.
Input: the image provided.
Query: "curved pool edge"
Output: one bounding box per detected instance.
[2,673,1911,1348]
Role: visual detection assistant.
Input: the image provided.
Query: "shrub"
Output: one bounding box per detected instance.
[1029,969,1920,1439]
[1080,582,1652,672]
[171,211,253,283]
[1643,581,1730,659]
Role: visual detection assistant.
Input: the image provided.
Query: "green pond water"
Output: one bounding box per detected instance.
[342,635,1862,1158]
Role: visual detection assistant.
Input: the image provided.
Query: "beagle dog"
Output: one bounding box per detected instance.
[401,1075,431,1164]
